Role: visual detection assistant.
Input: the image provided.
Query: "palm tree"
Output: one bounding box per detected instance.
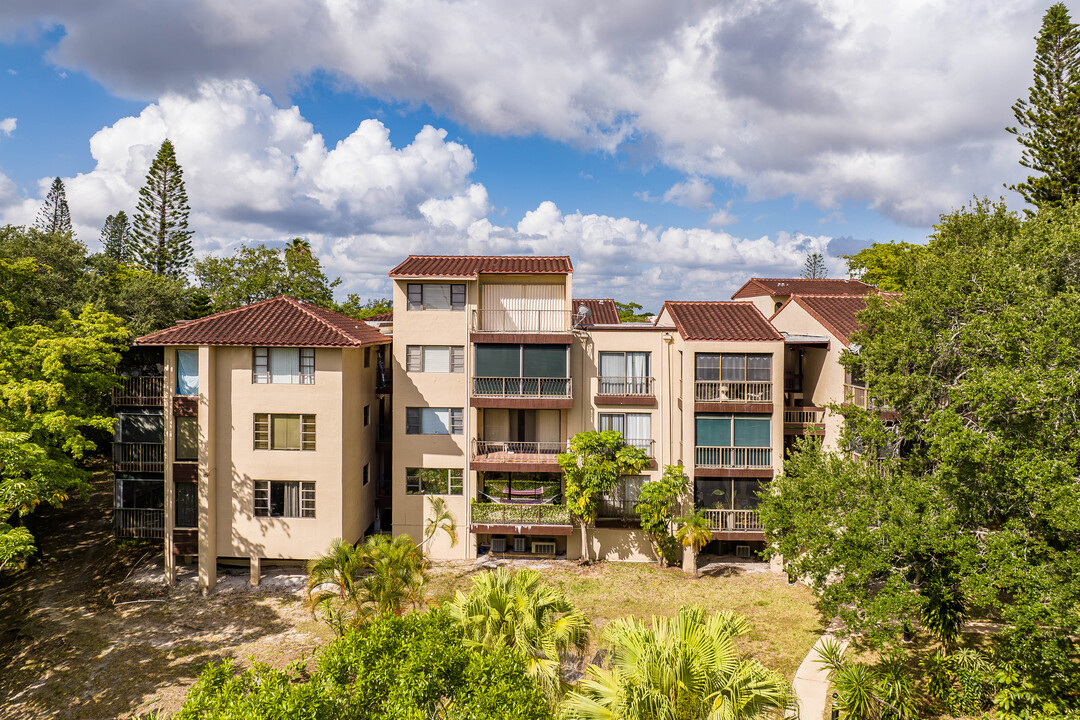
[448,567,590,701]
[306,537,364,635]
[421,495,458,554]
[676,509,713,578]
[561,606,791,720]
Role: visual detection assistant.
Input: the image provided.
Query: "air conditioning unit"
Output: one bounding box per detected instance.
[490,537,506,553]
[513,536,527,553]
[735,545,751,559]
[532,540,557,555]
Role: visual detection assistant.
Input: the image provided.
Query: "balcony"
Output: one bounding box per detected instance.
[695,446,771,469]
[473,377,571,398]
[113,507,165,539]
[784,407,826,436]
[472,309,570,334]
[472,439,565,470]
[702,508,763,535]
[597,376,653,396]
[112,376,164,407]
[113,442,165,473]
[624,438,655,457]
[470,501,573,535]
[695,381,773,403]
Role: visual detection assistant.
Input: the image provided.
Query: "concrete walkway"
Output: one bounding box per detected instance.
[788,634,847,719]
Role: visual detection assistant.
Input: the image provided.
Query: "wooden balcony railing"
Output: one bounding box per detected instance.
[112,376,164,406]
[844,384,870,409]
[695,446,772,469]
[473,439,566,459]
[471,501,571,526]
[113,442,165,473]
[695,380,772,403]
[473,309,570,333]
[113,507,165,539]
[702,508,763,533]
[784,408,824,424]
[472,377,572,398]
[597,376,654,396]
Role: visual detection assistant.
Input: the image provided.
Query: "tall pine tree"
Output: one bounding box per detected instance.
[131,139,194,277]
[1007,3,1080,211]
[802,252,827,279]
[100,211,131,261]
[34,177,73,237]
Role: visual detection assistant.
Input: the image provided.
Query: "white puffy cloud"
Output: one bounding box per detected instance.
[663,176,714,210]
[0,117,15,137]
[0,0,1046,224]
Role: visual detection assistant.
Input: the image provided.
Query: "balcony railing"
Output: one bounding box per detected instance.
[695,446,772,469]
[597,376,653,396]
[473,309,571,333]
[702,508,763,533]
[695,380,773,403]
[844,384,870,409]
[471,501,571,526]
[113,442,165,473]
[113,507,165,539]
[112,376,164,406]
[472,377,572,398]
[784,408,824,424]
[624,438,655,456]
[473,439,566,460]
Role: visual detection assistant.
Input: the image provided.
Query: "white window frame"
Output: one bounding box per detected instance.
[407,283,466,311]
[406,345,465,373]
[253,347,315,384]
[405,407,464,435]
[253,413,316,450]
[405,468,464,495]
[254,480,316,518]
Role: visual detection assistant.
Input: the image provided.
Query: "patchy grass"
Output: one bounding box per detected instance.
[428,559,826,680]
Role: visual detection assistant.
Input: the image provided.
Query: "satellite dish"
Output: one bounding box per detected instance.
[577,305,592,318]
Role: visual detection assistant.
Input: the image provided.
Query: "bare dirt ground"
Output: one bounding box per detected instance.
[0,472,330,720]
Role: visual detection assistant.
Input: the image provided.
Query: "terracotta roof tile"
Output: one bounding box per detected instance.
[660,301,783,342]
[731,277,873,299]
[389,255,573,277]
[134,296,391,347]
[572,298,620,325]
[774,294,870,347]
[365,311,393,323]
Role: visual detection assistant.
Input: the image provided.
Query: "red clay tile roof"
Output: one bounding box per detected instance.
[134,296,391,347]
[389,255,573,277]
[659,301,783,342]
[572,298,620,325]
[774,294,870,347]
[365,311,393,323]
[731,277,873,299]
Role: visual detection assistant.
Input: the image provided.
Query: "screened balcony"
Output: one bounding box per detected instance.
[473,283,570,333]
[472,344,571,402]
[694,414,772,469]
[695,352,773,403]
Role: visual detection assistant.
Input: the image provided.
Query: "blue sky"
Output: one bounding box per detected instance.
[0,2,1048,306]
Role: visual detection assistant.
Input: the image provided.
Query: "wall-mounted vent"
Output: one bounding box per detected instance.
[735,545,751,559]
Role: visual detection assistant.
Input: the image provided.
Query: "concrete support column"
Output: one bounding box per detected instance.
[164,349,176,585]
[197,346,217,595]
[249,555,261,586]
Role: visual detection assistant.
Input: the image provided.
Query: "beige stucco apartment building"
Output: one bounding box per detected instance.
[111,256,878,589]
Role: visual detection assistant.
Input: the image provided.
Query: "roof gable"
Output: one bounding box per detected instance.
[659,301,783,342]
[774,294,870,346]
[134,296,391,347]
[731,277,873,299]
[389,255,573,278]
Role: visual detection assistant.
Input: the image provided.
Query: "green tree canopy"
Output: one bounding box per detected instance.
[558,431,650,562]
[100,211,132,262]
[614,301,652,322]
[840,241,923,292]
[761,200,1080,707]
[34,177,73,238]
[802,251,827,279]
[334,294,392,320]
[172,610,554,720]
[131,139,194,277]
[634,465,686,567]
[0,225,94,324]
[194,241,341,312]
[1008,3,1080,211]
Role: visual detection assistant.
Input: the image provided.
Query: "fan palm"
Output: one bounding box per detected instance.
[448,567,590,701]
[422,495,458,553]
[306,537,365,635]
[561,606,791,720]
[676,509,713,577]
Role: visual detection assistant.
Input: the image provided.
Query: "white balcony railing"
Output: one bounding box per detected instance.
[472,377,572,398]
[113,442,165,473]
[473,309,571,333]
[473,439,566,460]
[695,446,772,469]
[702,508,763,533]
[784,408,824,424]
[695,380,772,403]
[112,376,164,406]
[597,376,654,396]
[624,438,655,456]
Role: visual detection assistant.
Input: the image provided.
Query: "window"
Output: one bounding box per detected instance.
[598,413,652,453]
[175,416,198,461]
[363,464,370,486]
[696,478,766,510]
[254,414,316,450]
[406,345,465,372]
[253,348,315,384]
[407,283,466,311]
[364,346,371,368]
[406,468,464,495]
[598,352,650,394]
[695,353,771,382]
[254,480,316,518]
[364,405,370,426]
[117,410,164,444]
[119,478,164,509]
[405,407,464,435]
[475,344,567,377]
[598,475,645,519]
[176,350,199,395]
[695,414,771,447]
[175,483,197,528]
